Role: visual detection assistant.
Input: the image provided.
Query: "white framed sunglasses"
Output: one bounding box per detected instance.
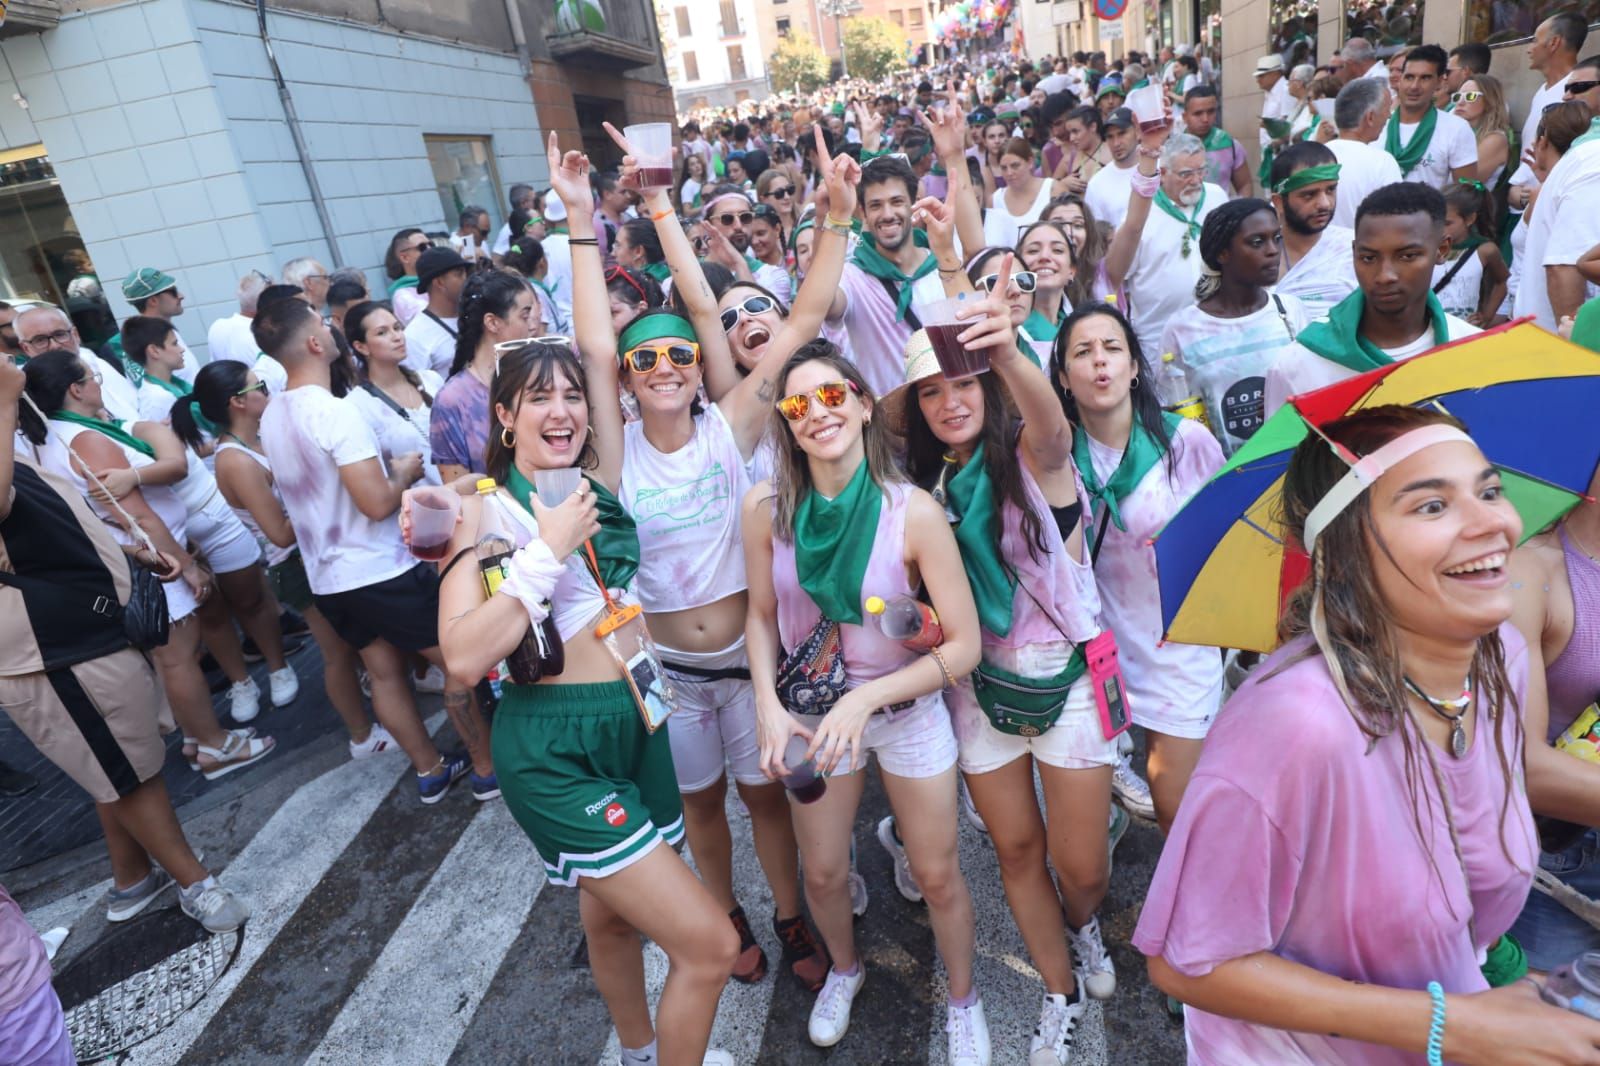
[976,270,1038,294]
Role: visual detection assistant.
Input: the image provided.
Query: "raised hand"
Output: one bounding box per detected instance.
[545,131,593,212]
[919,83,970,161]
[816,125,861,222]
[911,194,956,254]
[955,252,1022,357]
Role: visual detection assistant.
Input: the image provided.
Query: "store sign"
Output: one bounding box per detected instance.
[1052,0,1081,24]
[1094,0,1128,18]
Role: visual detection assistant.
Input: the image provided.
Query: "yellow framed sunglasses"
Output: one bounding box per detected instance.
[622,341,701,375]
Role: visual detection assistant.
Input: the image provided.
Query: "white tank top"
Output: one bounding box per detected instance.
[1432,248,1484,321]
[494,490,639,643]
[42,421,189,550]
[214,440,296,567]
[619,404,750,613]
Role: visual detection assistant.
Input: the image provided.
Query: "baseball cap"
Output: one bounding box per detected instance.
[416,248,468,294]
[1103,107,1136,130]
[122,268,177,301]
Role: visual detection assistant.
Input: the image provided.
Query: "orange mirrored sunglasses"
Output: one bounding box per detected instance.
[775,379,859,421]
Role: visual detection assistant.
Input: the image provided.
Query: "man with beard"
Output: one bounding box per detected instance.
[1386,45,1477,189]
[1325,78,1404,229]
[1104,128,1226,358]
[1270,142,1359,321]
[701,185,790,300]
[1084,108,1141,228]
[1265,182,1477,413]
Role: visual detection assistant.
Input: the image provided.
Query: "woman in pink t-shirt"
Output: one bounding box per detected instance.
[1135,405,1600,1063]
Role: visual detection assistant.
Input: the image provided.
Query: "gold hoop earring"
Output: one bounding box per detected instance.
[500,426,515,447]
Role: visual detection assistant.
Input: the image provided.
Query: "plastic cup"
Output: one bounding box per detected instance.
[781,734,826,803]
[533,467,583,508]
[407,487,460,561]
[625,122,674,188]
[921,294,990,380]
[1125,84,1167,133]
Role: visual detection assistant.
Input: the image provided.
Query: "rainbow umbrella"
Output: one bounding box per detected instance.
[1155,320,1600,652]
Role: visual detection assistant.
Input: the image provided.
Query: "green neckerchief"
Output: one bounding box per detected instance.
[1153,187,1206,254]
[850,230,936,322]
[1296,288,1452,374]
[1071,411,1181,532]
[10,354,25,367]
[1386,106,1439,177]
[942,444,1017,637]
[1572,295,1600,354]
[50,410,155,458]
[1299,113,1323,140]
[143,371,190,400]
[792,458,880,625]
[1130,78,1150,91]
[642,260,671,284]
[1201,127,1235,152]
[387,275,418,297]
[504,464,639,591]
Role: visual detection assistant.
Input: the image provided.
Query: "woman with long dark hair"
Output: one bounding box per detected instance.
[612,218,669,285]
[1042,194,1123,306]
[749,205,792,305]
[429,270,537,483]
[344,301,443,486]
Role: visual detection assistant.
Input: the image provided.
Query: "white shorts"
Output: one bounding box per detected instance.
[950,641,1119,776]
[661,637,765,792]
[1128,645,1225,740]
[187,491,263,575]
[795,690,958,780]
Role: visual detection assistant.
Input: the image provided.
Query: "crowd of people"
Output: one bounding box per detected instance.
[5,17,1600,1066]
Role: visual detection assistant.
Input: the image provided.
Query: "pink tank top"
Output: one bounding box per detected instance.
[772,478,920,684]
[1545,525,1600,741]
[992,447,1104,650]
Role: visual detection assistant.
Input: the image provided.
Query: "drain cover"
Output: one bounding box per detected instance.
[57,912,242,1063]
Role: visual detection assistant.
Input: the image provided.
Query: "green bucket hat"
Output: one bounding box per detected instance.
[122,267,177,301]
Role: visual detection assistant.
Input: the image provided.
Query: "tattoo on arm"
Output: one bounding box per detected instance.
[443,689,481,748]
[756,379,775,403]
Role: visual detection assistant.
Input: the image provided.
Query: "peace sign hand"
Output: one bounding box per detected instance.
[546,132,593,214]
[814,125,861,222]
[955,251,1022,362]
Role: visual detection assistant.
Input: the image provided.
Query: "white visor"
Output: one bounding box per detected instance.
[1302,424,1476,553]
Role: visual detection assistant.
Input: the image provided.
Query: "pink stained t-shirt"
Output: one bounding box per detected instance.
[1133,624,1539,1065]
[992,445,1103,650]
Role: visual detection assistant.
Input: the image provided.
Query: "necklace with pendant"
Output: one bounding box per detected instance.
[1404,675,1473,758]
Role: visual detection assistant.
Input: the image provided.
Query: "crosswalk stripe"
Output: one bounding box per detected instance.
[306,802,542,1065]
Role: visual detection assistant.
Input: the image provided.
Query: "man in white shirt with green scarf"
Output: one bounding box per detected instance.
[1385,44,1477,190]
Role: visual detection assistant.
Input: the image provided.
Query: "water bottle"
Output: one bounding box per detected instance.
[864,594,943,652]
[1156,352,1192,408]
[474,478,557,684]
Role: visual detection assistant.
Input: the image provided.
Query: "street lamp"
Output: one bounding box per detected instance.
[819,0,862,77]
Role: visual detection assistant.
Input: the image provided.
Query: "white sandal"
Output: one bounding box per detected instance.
[196,731,275,780]
[184,728,257,771]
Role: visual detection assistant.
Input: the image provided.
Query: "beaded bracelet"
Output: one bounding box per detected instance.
[1426,981,1446,1066]
[928,646,955,689]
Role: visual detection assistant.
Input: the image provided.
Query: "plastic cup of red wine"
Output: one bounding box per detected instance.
[625,123,674,188]
[922,295,990,380]
[781,733,826,803]
[407,487,460,561]
[1126,84,1167,133]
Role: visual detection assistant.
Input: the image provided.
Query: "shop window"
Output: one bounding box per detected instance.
[1466,0,1599,42]
[1347,0,1427,49]
[424,136,503,239]
[1269,3,1317,70]
[0,145,117,346]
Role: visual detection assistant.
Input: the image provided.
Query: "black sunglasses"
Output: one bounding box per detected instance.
[1567,79,1600,96]
[767,186,796,198]
[714,211,754,227]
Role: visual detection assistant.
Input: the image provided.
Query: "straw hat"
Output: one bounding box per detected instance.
[881,328,943,436]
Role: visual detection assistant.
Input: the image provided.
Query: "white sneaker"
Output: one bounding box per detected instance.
[808,965,865,1047]
[700,1051,735,1066]
[268,665,299,707]
[1112,753,1156,821]
[178,879,251,933]
[946,996,992,1065]
[228,677,261,723]
[960,778,989,835]
[1068,914,1117,1000]
[1030,987,1088,1065]
[349,723,396,760]
[415,665,447,694]
[876,815,923,903]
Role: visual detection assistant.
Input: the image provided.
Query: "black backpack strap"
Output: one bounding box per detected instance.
[875,274,923,331]
[360,381,411,420]
[1433,251,1474,294]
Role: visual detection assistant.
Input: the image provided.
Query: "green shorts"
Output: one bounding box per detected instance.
[493,680,684,887]
[267,551,314,612]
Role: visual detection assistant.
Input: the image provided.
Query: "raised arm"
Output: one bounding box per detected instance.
[1105,121,1167,287]
[913,195,974,298]
[923,86,985,257]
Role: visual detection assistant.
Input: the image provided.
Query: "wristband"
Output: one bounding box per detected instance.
[568,237,598,246]
[1426,981,1445,1066]
[821,216,853,237]
[1130,170,1160,199]
[651,208,673,221]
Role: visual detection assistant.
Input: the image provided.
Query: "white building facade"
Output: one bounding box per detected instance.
[656,0,769,111]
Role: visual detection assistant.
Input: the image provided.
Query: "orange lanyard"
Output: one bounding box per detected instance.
[583,538,640,637]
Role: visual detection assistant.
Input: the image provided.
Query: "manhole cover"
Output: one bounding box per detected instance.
[55,910,243,1063]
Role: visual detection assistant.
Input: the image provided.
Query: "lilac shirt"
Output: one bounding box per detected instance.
[993,446,1102,649]
[429,371,490,474]
[0,885,50,1015]
[1134,625,1538,1064]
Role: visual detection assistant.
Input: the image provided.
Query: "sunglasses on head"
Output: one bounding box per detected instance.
[234,380,268,397]
[776,379,860,422]
[622,342,701,374]
[606,265,649,303]
[977,270,1038,294]
[494,335,575,355]
[1450,90,1483,104]
[720,294,776,332]
[714,211,755,227]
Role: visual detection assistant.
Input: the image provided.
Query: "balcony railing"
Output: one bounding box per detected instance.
[546,0,660,69]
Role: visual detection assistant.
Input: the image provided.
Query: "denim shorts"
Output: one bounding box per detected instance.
[1508,828,1600,971]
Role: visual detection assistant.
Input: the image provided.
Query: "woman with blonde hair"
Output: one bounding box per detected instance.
[1452,73,1514,189]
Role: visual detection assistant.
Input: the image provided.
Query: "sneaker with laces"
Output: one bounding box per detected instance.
[1112,753,1156,821]
[228,677,261,723]
[106,868,175,923]
[178,879,251,933]
[774,913,829,991]
[417,751,470,804]
[947,996,992,1065]
[1068,913,1117,1000]
[268,665,300,707]
[848,837,868,917]
[1030,985,1088,1065]
[807,965,865,1047]
[876,815,923,903]
[349,723,395,760]
[469,771,500,802]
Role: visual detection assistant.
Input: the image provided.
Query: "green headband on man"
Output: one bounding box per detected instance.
[617,310,697,355]
[1272,162,1341,196]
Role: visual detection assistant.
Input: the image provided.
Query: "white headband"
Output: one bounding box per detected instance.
[1302,424,1475,553]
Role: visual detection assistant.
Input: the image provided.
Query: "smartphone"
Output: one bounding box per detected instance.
[624,647,675,733]
[1085,631,1131,740]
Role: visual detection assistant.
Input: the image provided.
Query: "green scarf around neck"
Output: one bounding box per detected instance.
[504,464,640,592]
[941,444,1017,637]
[143,371,189,399]
[387,275,418,297]
[792,458,881,625]
[642,261,671,284]
[851,230,936,322]
[1153,187,1206,251]
[1072,411,1181,533]
[1295,288,1452,374]
[1202,127,1235,152]
[1386,105,1438,176]
[50,410,155,458]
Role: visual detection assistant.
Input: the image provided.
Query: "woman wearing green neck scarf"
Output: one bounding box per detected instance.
[745,342,983,1054]
[882,256,1124,1064]
[1051,303,1225,835]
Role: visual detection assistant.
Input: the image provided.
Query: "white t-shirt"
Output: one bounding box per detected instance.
[1392,109,1478,189]
[1326,138,1405,229]
[402,310,459,377]
[491,221,513,257]
[983,180,1054,249]
[1124,183,1226,359]
[542,233,575,331]
[347,370,446,488]
[680,178,704,210]
[1085,160,1137,230]
[1264,311,1478,414]
[259,385,414,596]
[87,348,140,424]
[1037,73,1074,95]
[1510,72,1572,189]
[1260,78,1295,146]
[1274,224,1358,323]
[253,352,288,394]
[206,312,257,365]
[1514,133,1600,330]
[1432,248,1487,320]
[753,261,793,308]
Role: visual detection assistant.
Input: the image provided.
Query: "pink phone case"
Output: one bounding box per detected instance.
[1085,631,1131,740]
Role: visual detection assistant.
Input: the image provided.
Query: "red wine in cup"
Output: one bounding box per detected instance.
[924,323,989,379]
[1139,119,1168,134]
[639,166,674,188]
[410,538,451,562]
